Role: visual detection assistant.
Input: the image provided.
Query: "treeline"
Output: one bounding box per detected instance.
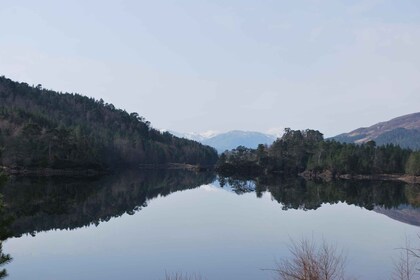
[0,76,218,170]
[217,128,420,177]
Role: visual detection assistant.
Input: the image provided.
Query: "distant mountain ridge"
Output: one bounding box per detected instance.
[333,112,420,150]
[172,130,277,153]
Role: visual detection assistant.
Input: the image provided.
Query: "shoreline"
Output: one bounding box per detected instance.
[0,166,107,177]
[0,163,214,177]
[138,163,214,171]
[3,165,419,183]
[299,170,420,184]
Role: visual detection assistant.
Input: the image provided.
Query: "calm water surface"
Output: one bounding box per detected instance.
[1,170,420,280]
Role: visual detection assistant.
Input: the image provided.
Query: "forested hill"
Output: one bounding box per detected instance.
[333,112,420,150]
[0,76,218,170]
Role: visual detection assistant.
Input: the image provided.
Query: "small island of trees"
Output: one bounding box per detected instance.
[217,128,420,180]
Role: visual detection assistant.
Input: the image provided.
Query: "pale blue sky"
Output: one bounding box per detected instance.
[1,0,420,136]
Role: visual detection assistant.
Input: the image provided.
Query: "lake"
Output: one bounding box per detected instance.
[1,170,420,280]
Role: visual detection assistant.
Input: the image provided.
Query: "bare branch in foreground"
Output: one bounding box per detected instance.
[392,237,419,280]
[164,272,206,280]
[272,238,350,280]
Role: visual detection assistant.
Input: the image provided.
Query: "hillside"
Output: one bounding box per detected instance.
[333,112,420,150]
[173,130,276,153]
[0,76,218,171]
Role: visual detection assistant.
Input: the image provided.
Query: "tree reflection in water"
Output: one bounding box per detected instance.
[0,169,216,238]
[218,174,420,211]
[0,193,12,278]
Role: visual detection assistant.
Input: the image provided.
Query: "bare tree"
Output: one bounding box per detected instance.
[164,272,206,280]
[392,237,419,280]
[272,238,349,280]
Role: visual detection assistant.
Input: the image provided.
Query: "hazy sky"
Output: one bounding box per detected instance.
[1,0,420,137]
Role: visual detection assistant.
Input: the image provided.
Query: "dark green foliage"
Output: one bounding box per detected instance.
[217,128,413,176]
[216,146,262,176]
[218,129,324,176]
[405,152,420,176]
[307,140,410,175]
[0,76,218,169]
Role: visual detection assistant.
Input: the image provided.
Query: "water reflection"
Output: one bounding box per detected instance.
[219,175,420,225]
[0,195,12,278]
[0,170,215,238]
[2,172,420,279]
[2,171,420,240]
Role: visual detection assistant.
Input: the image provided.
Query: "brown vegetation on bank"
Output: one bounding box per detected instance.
[300,170,420,184]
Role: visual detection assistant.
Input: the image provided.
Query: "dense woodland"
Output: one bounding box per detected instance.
[217,128,420,177]
[0,76,218,170]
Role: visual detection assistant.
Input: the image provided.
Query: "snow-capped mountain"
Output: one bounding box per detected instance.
[168,130,220,142]
[170,130,277,153]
